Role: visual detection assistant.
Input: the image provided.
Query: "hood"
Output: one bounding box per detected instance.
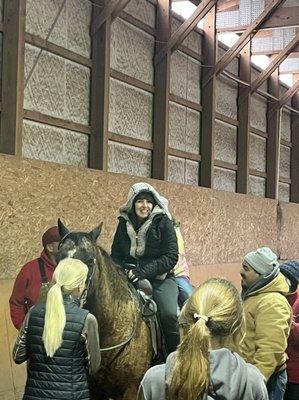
[119,182,172,219]
[242,269,290,300]
[165,349,264,400]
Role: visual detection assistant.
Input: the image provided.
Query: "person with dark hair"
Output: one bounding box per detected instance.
[279,260,299,400]
[9,226,61,330]
[13,258,101,400]
[240,247,292,400]
[137,278,268,400]
[111,182,179,355]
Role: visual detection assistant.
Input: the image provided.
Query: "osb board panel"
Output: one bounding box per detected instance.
[22,120,89,167]
[249,133,266,173]
[171,18,202,55]
[279,182,290,203]
[24,44,90,125]
[214,167,236,193]
[279,203,299,259]
[26,0,92,58]
[279,145,291,179]
[124,0,156,29]
[281,110,291,142]
[108,78,153,141]
[248,175,266,198]
[0,154,281,280]
[218,47,238,75]
[190,263,241,290]
[250,93,267,132]
[111,18,154,85]
[0,280,26,399]
[215,76,238,119]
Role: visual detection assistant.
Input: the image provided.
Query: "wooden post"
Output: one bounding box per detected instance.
[152,0,171,180]
[200,6,216,188]
[0,0,26,155]
[290,93,299,203]
[237,41,251,194]
[89,0,110,170]
[266,68,280,199]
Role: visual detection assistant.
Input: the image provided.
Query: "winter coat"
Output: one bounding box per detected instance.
[9,250,56,329]
[13,298,101,400]
[285,288,299,383]
[240,271,292,380]
[111,183,178,281]
[137,348,269,400]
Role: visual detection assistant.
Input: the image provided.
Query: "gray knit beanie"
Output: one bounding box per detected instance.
[244,247,279,276]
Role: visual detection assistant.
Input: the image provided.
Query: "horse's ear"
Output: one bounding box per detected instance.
[58,218,70,239]
[89,222,103,243]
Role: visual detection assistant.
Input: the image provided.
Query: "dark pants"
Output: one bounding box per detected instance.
[152,277,179,355]
[284,382,299,400]
[267,369,287,400]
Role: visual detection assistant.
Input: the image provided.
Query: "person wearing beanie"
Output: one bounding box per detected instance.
[111,182,179,355]
[9,226,61,330]
[239,247,292,400]
[279,260,299,400]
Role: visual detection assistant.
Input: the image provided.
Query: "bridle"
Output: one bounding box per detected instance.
[58,231,138,354]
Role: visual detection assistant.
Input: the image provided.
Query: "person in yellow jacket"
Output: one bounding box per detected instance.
[240,246,292,400]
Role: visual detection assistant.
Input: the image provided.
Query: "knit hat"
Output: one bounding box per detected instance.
[134,191,156,206]
[280,260,299,291]
[243,247,279,276]
[42,226,61,248]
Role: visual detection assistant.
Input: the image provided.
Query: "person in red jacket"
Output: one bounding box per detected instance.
[279,260,299,400]
[9,226,61,330]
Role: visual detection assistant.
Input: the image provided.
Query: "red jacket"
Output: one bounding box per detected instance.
[9,250,56,330]
[286,288,299,383]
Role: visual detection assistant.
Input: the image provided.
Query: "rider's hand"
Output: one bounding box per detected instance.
[125,269,138,283]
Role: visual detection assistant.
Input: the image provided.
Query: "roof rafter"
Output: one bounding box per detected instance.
[278,79,299,108]
[91,0,132,36]
[155,0,217,65]
[250,32,299,94]
[214,0,286,76]
[252,45,299,56]
[217,6,299,32]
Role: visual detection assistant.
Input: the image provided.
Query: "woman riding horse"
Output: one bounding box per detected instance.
[111,182,179,355]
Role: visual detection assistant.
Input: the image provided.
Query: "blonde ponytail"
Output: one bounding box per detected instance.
[168,278,243,400]
[42,258,88,357]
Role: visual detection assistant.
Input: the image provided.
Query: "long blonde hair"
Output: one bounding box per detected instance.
[168,278,244,400]
[42,258,88,357]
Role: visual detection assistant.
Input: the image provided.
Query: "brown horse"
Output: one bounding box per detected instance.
[56,219,152,400]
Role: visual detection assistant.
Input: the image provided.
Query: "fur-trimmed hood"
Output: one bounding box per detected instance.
[119,182,172,220]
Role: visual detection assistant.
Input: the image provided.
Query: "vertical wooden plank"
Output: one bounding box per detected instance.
[89,0,110,170]
[237,41,251,194]
[266,68,280,199]
[290,93,299,203]
[152,0,171,180]
[200,6,216,188]
[0,0,26,156]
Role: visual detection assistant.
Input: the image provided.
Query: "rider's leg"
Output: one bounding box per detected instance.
[175,276,193,308]
[152,277,179,355]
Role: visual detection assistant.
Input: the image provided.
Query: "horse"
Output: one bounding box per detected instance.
[56,219,153,400]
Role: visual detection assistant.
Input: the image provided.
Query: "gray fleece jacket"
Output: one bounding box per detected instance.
[137,348,269,400]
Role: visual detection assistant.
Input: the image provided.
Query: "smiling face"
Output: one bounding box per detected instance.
[240,262,261,290]
[134,198,154,221]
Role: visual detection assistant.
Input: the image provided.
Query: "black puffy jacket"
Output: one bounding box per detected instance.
[23,301,90,400]
[111,214,178,281]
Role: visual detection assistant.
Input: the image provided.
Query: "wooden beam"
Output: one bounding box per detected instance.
[89,0,110,170]
[218,0,239,12]
[200,6,216,188]
[266,69,280,199]
[214,0,286,77]
[152,0,171,180]
[251,33,299,94]
[217,6,299,32]
[290,93,299,202]
[0,0,26,155]
[237,42,251,194]
[252,44,299,56]
[280,69,299,75]
[278,80,299,108]
[91,0,132,36]
[155,0,217,65]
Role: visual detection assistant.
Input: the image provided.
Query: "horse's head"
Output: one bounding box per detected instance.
[56,219,103,301]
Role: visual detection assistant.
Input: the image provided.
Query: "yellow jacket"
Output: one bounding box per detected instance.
[240,272,292,380]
